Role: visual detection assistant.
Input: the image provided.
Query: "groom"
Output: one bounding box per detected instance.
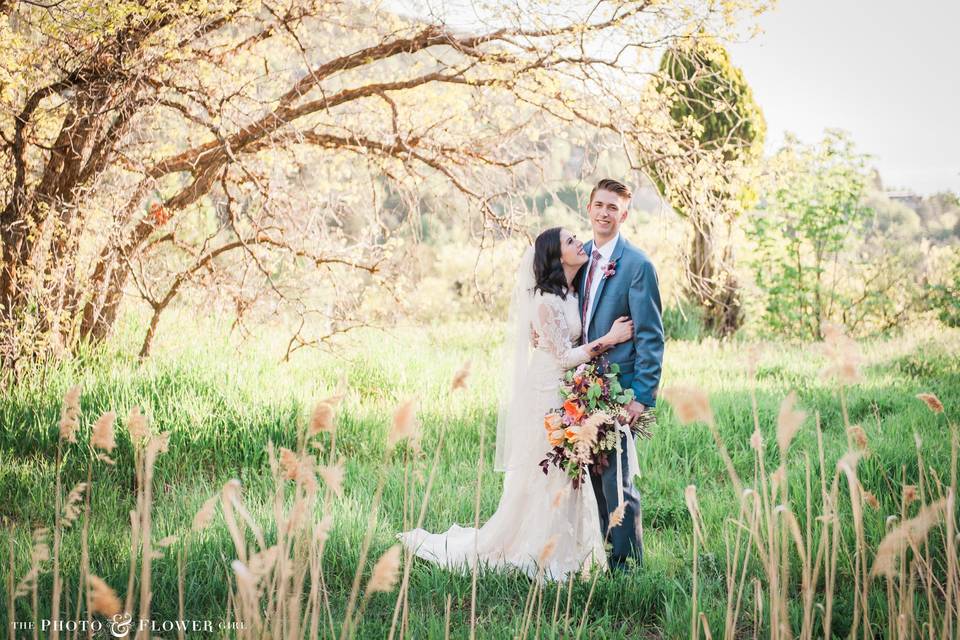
[580,178,664,571]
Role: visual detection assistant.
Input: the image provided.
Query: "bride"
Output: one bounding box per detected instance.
[398,227,634,581]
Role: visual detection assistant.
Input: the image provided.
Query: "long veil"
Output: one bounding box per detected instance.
[494,245,537,472]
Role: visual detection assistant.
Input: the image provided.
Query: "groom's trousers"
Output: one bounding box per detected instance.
[591,430,644,570]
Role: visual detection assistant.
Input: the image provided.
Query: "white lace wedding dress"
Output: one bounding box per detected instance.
[398,290,607,582]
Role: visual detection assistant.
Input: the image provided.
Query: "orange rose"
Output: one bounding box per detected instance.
[547,428,566,447]
[544,413,563,432]
[563,399,585,422]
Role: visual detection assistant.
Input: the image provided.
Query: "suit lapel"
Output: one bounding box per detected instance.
[587,235,625,327]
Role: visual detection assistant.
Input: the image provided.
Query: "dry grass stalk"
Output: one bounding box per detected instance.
[685,485,703,640]
[341,402,405,640]
[231,559,262,634]
[135,428,170,640]
[13,528,49,598]
[942,431,958,640]
[388,421,450,640]
[663,384,743,495]
[837,449,871,637]
[519,545,550,640]
[468,404,487,640]
[444,594,452,640]
[124,509,139,619]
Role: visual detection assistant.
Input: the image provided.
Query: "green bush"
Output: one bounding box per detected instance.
[928,249,960,327]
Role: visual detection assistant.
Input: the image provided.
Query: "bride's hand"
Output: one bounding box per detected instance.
[605,316,634,345]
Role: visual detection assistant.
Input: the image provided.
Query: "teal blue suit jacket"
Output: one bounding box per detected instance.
[580,235,664,407]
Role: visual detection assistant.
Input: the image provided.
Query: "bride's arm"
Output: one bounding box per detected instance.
[536,299,616,369]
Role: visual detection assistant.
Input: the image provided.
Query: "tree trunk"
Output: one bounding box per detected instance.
[686,214,743,338]
[79,252,128,344]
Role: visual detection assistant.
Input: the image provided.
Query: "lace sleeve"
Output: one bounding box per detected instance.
[536,295,591,370]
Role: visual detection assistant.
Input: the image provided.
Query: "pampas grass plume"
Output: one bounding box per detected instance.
[451,361,472,391]
[608,503,627,532]
[280,447,300,480]
[127,406,150,446]
[871,498,946,578]
[319,460,345,498]
[388,399,419,448]
[310,402,336,435]
[91,411,117,453]
[662,386,713,425]
[59,385,81,443]
[776,391,806,454]
[87,575,122,617]
[367,545,402,594]
[63,482,88,527]
[848,425,868,450]
[903,485,918,506]
[916,392,944,414]
[313,514,333,546]
[192,495,219,532]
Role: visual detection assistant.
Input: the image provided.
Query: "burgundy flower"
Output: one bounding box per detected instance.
[601,259,617,279]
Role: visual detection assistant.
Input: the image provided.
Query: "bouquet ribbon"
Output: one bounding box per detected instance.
[614,421,641,507]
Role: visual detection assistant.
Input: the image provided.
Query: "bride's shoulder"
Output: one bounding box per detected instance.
[533,289,577,305]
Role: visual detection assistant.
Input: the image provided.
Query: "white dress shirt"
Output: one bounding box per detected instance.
[583,231,620,338]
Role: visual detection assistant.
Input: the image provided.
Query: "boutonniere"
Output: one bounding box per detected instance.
[601,259,617,280]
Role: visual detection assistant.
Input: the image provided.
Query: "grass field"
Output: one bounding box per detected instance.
[1,313,958,638]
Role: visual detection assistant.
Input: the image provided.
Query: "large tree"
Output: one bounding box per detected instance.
[0,0,766,371]
[650,35,766,336]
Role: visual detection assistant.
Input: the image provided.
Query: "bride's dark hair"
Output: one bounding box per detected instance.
[533,227,583,300]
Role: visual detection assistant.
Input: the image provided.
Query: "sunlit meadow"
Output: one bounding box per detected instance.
[1,309,957,638]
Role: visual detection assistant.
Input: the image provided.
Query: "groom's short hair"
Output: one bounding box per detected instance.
[590,179,632,206]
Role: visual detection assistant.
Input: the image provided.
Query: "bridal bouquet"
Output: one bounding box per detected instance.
[539,359,652,488]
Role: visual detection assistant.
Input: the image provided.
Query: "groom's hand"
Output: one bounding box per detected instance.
[625,400,646,425]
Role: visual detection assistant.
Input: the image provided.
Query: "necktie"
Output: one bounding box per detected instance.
[581,249,602,323]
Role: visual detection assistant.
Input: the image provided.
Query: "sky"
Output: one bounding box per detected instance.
[726,0,960,195]
[389,0,959,196]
